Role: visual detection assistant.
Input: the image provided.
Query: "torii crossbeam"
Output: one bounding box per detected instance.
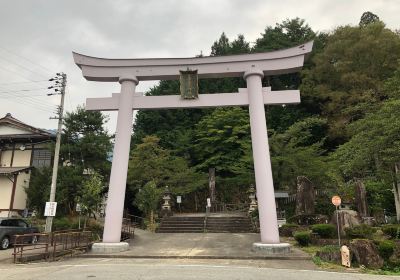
[73,41,313,253]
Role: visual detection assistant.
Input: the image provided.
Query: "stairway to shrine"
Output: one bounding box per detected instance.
[157,214,255,233]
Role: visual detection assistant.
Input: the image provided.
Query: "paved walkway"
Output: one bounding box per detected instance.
[83,229,315,269]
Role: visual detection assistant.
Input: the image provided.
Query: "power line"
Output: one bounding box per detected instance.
[0,64,40,82]
[0,79,49,85]
[0,87,49,94]
[0,46,55,76]
[0,54,49,79]
[0,85,57,110]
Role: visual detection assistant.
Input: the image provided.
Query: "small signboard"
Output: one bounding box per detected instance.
[331,195,341,207]
[44,202,57,217]
[177,196,182,204]
[207,198,211,208]
[76,203,82,212]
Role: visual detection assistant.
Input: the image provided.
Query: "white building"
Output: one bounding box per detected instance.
[0,113,55,217]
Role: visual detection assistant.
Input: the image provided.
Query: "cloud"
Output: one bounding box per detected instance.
[0,0,398,131]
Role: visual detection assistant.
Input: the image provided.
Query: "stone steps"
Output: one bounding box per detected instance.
[157,215,255,233]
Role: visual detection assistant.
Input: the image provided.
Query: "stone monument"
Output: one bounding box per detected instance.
[295,176,315,215]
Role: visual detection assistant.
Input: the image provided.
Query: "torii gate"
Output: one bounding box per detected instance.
[73,41,313,253]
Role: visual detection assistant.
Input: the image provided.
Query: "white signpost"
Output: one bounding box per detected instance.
[73,42,313,253]
[44,202,57,217]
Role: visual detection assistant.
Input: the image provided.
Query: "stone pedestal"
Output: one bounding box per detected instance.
[91,242,129,254]
[252,242,291,254]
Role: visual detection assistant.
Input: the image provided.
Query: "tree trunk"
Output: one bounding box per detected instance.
[150,210,154,230]
[209,167,216,203]
[394,163,400,222]
[194,193,198,212]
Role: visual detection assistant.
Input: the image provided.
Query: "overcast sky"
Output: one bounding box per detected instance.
[0,0,399,133]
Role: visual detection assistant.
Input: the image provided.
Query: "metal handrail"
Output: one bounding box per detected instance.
[12,230,93,263]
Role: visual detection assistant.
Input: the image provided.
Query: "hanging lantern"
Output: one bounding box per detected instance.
[179,69,198,99]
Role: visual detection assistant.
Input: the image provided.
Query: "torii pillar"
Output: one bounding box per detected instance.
[73,41,313,253]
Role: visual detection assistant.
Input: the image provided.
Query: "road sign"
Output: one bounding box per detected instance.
[44,202,57,217]
[331,195,341,206]
[177,196,182,204]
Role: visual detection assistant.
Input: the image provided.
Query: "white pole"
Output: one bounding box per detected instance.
[245,68,280,244]
[336,206,341,246]
[102,76,138,243]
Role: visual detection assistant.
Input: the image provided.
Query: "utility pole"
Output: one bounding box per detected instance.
[45,73,67,233]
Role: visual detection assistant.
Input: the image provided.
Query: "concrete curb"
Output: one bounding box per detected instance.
[76,254,311,261]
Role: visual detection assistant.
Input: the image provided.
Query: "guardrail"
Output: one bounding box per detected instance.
[124,214,145,229]
[12,230,93,263]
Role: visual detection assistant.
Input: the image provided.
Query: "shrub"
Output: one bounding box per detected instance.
[311,224,336,238]
[382,224,400,239]
[345,224,377,239]
[294,231,311,246]
[279,223,299,237]
[378,240,395,260]
[52,217,79,231]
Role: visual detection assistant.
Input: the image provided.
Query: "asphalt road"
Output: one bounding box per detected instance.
[0,258,397,280]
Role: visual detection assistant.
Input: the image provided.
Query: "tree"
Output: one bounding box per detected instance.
[133,181,162,231]
[79,172,104,226]
[301,21,400,145]
[253,18,315,52]
[25,167,51,216]
[128,135,206,195]
[61,106,112,177]
[333,100,400,220]
[269,117,331,191]
[359,11,380,27]
[27,107,112,216]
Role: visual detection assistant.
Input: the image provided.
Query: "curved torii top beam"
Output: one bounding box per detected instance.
[73,41,313,82]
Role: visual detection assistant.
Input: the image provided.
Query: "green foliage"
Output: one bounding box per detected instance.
[293,231,311,246]
[133,181,162,218]
[345,224,377,239]
[279,223,300,237]
[253,18,315,52]
[378,240,395,260]
[211,33,250,55]
[311,224,336,238]
[193,108,252,182]
[382,224,400,239]
[79,172,104,217]
[27,107,111,216]
[270,117,331,190]
[318,245,340,253]
[128,135,206,195]
[359,11,380,27]
[301,21,400,144]
[25,167,51,216]
[61,106,112,176]
[52,217,78,231]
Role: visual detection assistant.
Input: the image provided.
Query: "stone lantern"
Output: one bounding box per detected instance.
[160,186,173,217]
[248,184,258,214]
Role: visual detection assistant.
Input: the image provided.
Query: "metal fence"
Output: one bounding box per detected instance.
[12,230,93,263]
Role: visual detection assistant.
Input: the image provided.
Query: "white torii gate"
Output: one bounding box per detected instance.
[73,41,313,253]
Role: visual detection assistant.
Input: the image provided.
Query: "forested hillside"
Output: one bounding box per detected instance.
[128,12,400,219]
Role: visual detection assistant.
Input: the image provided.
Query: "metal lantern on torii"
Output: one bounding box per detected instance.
[72,41,313,253]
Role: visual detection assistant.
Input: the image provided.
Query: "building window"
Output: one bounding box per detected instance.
[32,149,51,168]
